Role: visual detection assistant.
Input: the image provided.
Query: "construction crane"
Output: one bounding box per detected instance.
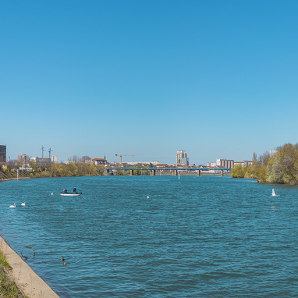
[115,154,135,163]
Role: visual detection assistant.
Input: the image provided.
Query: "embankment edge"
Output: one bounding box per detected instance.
[0,236,59,298]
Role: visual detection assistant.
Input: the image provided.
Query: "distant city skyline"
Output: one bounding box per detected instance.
[1,1,298,164]
[4,144,255,167]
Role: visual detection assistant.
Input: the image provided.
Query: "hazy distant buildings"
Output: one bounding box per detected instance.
[216,159,234,168]
[269,150,278,157]
[234,160,253,167]
[243,160,253,167]
[0,145,6,162]
[92,158,107,165]
[51,155,58,163]
[207,162,217,167]
[176,150,189,166]
[18,154,30,165]
[125,161,160,166]
[36,157,51,163]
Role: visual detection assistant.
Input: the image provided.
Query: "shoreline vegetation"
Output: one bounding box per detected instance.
[5,143,298,186]
[0,161,104,180]
[0,250,26,298]
[0,236,59,298]
[231,143,298,185]
[0,161,228,181]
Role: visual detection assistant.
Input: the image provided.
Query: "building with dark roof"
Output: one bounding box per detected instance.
[0,145,6,162]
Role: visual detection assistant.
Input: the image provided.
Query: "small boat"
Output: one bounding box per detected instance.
[60,193,82,197]
[272,188,279,197]
[60,188,82,196]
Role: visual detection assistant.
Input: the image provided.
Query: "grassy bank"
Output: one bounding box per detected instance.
[0,250,26,298]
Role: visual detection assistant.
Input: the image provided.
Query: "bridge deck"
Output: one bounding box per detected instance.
[106,167,231,171]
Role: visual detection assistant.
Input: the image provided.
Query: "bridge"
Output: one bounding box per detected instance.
[105,167,232,177]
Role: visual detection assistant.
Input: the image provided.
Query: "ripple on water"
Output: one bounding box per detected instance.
[1,176,298,297]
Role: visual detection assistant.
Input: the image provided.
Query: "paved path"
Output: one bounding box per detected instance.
[0,236,59,298]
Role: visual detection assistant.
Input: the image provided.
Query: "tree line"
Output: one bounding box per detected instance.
[0,159,153,179]
[0,159,104,179]
[231,143,298,184]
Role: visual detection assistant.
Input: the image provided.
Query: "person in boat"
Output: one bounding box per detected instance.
[62,189,68,194]
[73,188,78,194]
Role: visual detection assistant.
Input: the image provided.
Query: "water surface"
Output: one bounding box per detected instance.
[1,175,298,297]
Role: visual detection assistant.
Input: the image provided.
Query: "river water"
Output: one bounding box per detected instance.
[1,175,298,297]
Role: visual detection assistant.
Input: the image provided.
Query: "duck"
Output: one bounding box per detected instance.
[61,257,66,265]
[21,202,26,207]
[10,203,16,208]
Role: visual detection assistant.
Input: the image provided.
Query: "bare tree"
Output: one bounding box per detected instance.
[80,156,92,163]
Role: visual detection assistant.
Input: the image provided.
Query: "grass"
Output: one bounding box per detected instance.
[0,250,26,298]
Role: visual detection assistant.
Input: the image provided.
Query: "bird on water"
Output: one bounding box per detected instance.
[61,256,66,265]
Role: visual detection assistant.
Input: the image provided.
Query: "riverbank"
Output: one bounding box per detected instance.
[0,236,59,298]
[0,249,25,298]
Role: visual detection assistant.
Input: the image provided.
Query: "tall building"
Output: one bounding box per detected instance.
[176,150,189,166]
[51,155,58,163]
[18,154,30,164]
[0,145,6,162]
[216,159,234,168]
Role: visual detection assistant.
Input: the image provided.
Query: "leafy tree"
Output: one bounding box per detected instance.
[231,164,246,178]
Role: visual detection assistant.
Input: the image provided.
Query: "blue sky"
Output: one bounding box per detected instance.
[1,1,298,164]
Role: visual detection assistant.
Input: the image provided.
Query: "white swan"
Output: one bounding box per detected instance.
[21,202,26,207]
[51,192,53,195]
[147,196,149,199]
[10,203,16,208]
[272,189,280,197]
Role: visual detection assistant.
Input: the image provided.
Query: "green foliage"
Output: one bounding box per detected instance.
[232,143,298,184]
[231,164,246,178]
[0,251,11,269]
[0,251,24,298]
[266,143,298,184]
[28,162,105,178]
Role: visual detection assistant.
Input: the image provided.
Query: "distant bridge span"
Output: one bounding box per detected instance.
[106,167,232,171]
[105,167,232,176]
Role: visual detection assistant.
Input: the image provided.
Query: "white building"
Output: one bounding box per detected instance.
[51,155,58,163]
[207,162,217,167]
[216,159,234,168]
[233,161,253,167]
[125,161,160,165]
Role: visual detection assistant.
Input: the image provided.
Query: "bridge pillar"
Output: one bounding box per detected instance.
[197,170,201,176]
[130,169,134,176]
[150,170,156,176]
[173,170,178,176]
[221,170,224,177]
